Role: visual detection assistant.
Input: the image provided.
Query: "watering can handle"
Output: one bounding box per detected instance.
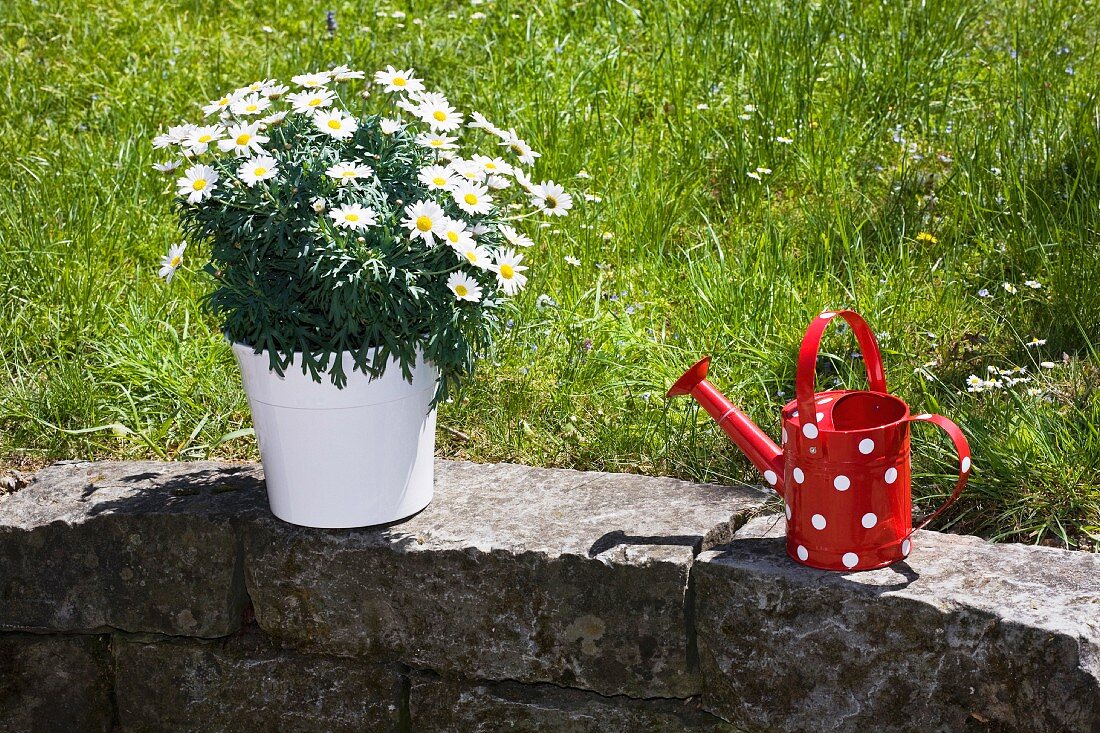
[796,310,887,436]
[907,413,972,532]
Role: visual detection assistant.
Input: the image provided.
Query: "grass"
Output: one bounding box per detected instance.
[1,0,1098,550]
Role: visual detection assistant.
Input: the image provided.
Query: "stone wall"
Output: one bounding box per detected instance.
[1,460,1097,732]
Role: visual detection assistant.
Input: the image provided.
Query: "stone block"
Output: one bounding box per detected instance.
[409,675,742,732]
[0,461,260,637]
[245,460,766,698]
[0,633,114,732]
[694,515,1100,733]
[113,629,403,732]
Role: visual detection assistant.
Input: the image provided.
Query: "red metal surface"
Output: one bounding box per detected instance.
[667,310,971,572]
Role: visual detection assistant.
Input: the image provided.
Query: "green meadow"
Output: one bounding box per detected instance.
[1,0,1097,548]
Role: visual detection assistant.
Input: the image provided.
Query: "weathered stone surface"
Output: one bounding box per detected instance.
[410,675,743,732]
[114,628,403,732]
[0,460,260,637]
[0,633,114,732]
[695,515,1100,733]
[246,460,766,698]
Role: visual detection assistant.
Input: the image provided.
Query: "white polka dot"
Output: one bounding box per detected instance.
[858,438,875,454]
[785,503,792,520]
[901,539,911,556]
[793,467,805,484]
[816,412,825,421]
[764,470,778,486]
[833,475,850,491]
[802,423,818,439]
[884,467,898,484]
[820,311,836,319]
[961,456,971,473]
[842,552,859,568]
[796,545,809,561]
[781,428,788,444]
[811,514,826,530]
[862,512,878,528]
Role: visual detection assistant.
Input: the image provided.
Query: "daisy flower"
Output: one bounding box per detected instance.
[1003,282,1018,294]
[446,271,483,302]
[202,94,239,117]
[448,158,486,184]
[415,133,458,151]
[182,125,224,154]
[418,165,457,190]
[291,71,331,87]
[326,161,374,185]
[402,200,447,244]
[176,164,219,203]
[260,110,288,127]
[1025,337,1047,348]
[374,66,425,94]
[486,175,510,190]
[418,99,463,132]
[328,203,378,230]
[314,109,358,140]
[329,64,365,81]
[490,249,528,295]
[1024,279,1043,289]
[263,83,290,99]
[452,182,493,215]
[453,240,493,270]
[152,124,195,149]
[473,154,513,177]
[439,218,475,249]
[152,160,182,173]
[238,79,275,94]
[379,118,403,134]
[565,255,581,267]
[231,93,270,116]
[467,111,503,136]
[499,129,541,165]
[217,122,269,156]
[498,224,534,248]
[238,155,279,187]
[530,181,572,216]
[512,167,536,192]
[158,241,187,283]
[286,87,336,114]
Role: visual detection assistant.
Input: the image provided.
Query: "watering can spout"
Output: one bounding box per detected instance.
[667,357,785,493]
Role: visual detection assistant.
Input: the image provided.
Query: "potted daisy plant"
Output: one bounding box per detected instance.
[150,64,572,528]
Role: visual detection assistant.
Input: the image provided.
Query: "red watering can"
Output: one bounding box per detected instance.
[667,309,971,571]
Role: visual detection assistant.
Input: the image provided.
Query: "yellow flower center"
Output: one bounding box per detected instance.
[246,104,258,112]
[499,264,514,279]
[485,162,497,170]
[464,193,478,205]
[328,119,342,129]
[345,213,359,222]
[393,77,407,86]
[455,284,468,296]
[191,179,207,191]
[416,216,433,232]
[253,167,267,176]
[447,231,459,243]
[197,134,213,143]
[429,139,442,147]
[170,255,182,267]
[342,171,356,178]
[432,176,446,186]
[433,110,447,122]
[465,251,478,263]
[219,98,230,106]
[308,98,323,107]
[236,134,251,145]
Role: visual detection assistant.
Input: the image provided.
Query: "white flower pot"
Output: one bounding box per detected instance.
[232,342,437,528]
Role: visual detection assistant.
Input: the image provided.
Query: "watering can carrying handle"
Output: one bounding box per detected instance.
[796,310,887,436]
[906,413,972,533]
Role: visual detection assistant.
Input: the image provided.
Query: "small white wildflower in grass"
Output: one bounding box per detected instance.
[183,125,224,154]
[153,123,196,149]
[238,155,279,186]
[602,232,614,241]
[326,161,373,184]
[565,255,581,267]
[314,109,357,140]
[531,181,572,216]
[217,122,269,156]
[418,99,463,132]
[472,154,513,177]
[231,93,270,116]
[261,25,275,33]
[202,94,239,117]
[446,271,482,302]
[575,169,591,179]
[402,200,447,244]
[1024,279,1042,289]
[696,103,710,110]
[453,240,493,269]
[158,241,187,283]
[1002,282,1018,293]
[744,103,756,112]
[1040,361,1057,369]
[491,249,528,295]
[328,203,378,230]
[440,218,475,249]
[418,165,457,190]
[415,132,458,151]
[756,166,771,174]
[747,170,762,181]
[379,117,403,134]
[776,135,794,144]
[291,71,331,88]
[499,224,533,248]
[452,182,493,215]
[1025,337,1047,348]
[467,111,502,136]
[152,160,182,173]
[311,197,327,213]
[1027,388,1044,397]
[374,66,425,94]
[177,164,218,203]
[583,192,602,202]
[286,87,336,114]
[329,64,365,81]
[499,130,541,165]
